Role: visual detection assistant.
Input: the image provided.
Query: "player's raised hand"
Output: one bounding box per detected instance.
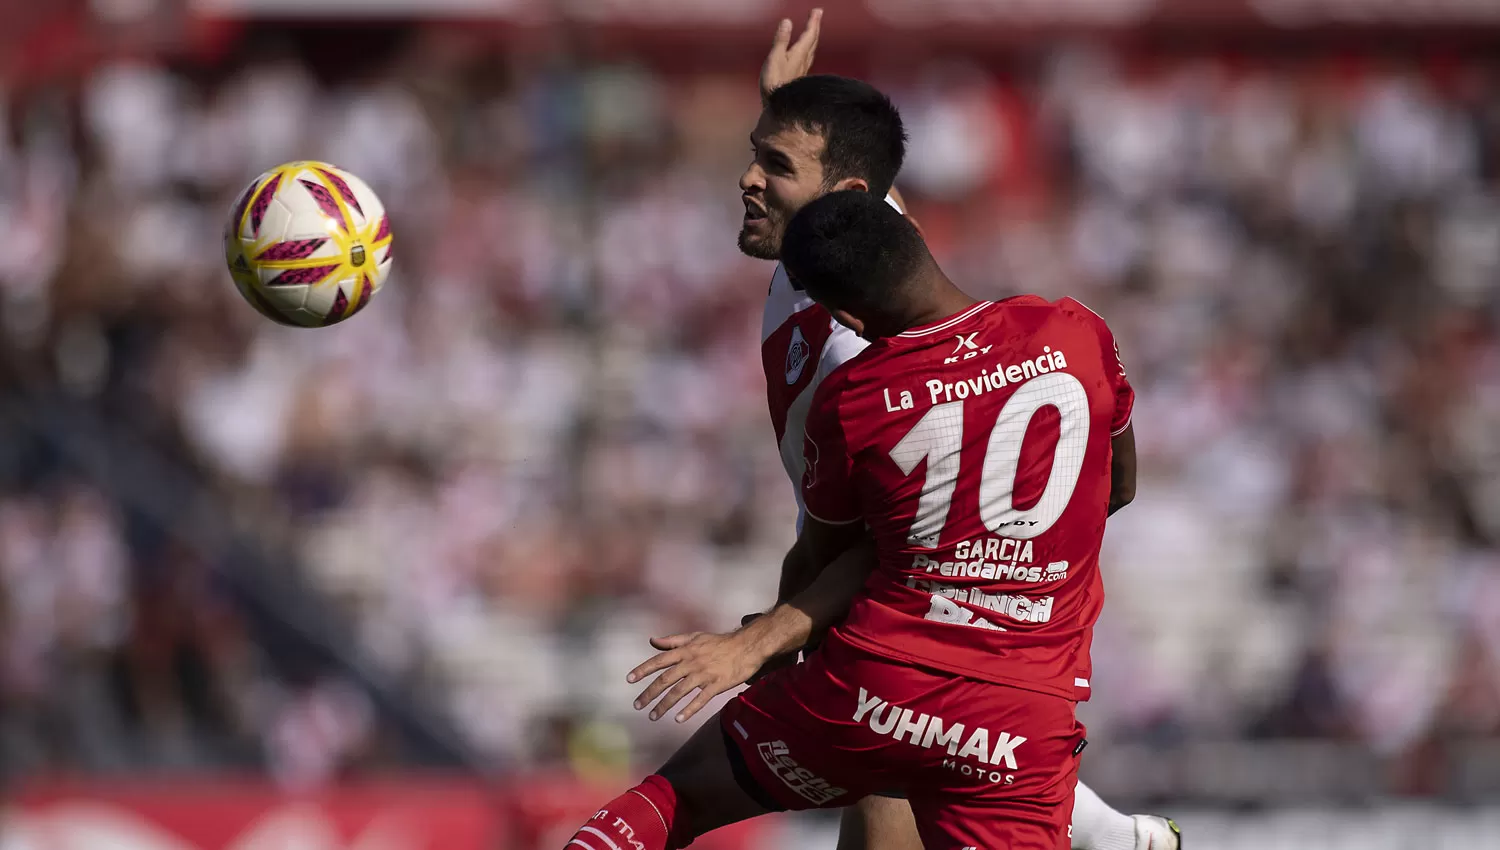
[760,8,823,105]
[626,630,771,724]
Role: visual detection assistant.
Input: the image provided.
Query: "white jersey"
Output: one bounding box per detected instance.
[759,193,903,518]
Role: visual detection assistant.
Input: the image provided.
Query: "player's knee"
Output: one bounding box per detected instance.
[655,724,764,841]
[655,763,729,841]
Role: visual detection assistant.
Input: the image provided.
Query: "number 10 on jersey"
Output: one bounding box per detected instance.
[889,372,1091,548]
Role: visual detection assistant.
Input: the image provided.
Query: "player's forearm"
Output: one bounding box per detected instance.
[745,539,877,658]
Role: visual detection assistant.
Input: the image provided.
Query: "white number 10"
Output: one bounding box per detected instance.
[889,372,1092,548]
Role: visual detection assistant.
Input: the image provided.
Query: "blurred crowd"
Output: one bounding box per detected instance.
[1,27,1499,796]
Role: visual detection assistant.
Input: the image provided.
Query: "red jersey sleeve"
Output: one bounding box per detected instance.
[1063,298,1135,436]
[800,383,861,526]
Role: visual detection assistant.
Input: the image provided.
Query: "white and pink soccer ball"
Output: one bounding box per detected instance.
[224,161,393,327]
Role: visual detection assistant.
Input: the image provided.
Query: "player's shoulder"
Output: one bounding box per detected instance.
[993,293,1091,316]
[806,337,882,424]
[994,293,1053,309]
[994,294,1112,333]
[810,351,859,407]
[1054,296,1113,328]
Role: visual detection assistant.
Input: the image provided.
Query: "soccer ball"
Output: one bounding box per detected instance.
[224,161,393,327]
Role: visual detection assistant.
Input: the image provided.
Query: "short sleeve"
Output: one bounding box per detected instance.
[1066,299,1135,437]
[800,388,862,526]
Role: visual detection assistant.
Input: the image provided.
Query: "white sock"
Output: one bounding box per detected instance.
[1069,781,1137,850]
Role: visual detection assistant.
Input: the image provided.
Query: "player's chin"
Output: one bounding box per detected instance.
[737,226,780,260]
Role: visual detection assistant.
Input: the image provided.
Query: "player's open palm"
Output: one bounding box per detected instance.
[760,8,822,105]
[627,630,769,724]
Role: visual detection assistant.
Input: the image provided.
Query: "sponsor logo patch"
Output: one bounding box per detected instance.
[757,740,846,805]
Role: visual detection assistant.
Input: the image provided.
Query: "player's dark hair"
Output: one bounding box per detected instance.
[765,75,906,199]
[781,190,927,319]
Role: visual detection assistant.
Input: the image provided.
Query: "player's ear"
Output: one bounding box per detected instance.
[830,307,865,338]
[830,176,870,194]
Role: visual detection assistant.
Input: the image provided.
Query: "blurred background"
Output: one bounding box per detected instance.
[1,0,1499,848]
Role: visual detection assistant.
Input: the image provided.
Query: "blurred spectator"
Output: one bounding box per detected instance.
[2,30,1498,799]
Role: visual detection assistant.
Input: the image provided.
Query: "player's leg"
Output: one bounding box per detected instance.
[563,634,892,850]
[904,726,1079,850]
[912,786,1183,850]
[561,717,774,850]
[834,795,921,850]
[1070,781,1177,850]
[832,777,1173,850]
[909,780,1076,850]
[1071,781,1182,850]
[1071,781,1129,848]
[898,677,1084,850]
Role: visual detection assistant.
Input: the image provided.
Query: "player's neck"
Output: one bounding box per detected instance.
[899,276,978,334]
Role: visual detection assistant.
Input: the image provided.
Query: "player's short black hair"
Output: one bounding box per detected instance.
[781,190,927,317]
[765,75,906,199]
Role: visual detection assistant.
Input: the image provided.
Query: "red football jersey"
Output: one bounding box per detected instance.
[800,297,1134,701]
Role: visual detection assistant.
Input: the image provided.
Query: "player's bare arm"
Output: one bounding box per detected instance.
[741,530,823,682]
[1109,424,1136,516]
[760,8,822,105]
[735,531,820,683]
[796,512,867,578]
[775,518,876,604]
[752,507,876,678]
[781,514,873,651]
[627,531,876,724]
[775,529,814,602]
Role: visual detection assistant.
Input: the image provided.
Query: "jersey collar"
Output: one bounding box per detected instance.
[896,301,995,339]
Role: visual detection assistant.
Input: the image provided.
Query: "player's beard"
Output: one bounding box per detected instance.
[737,207,787,260]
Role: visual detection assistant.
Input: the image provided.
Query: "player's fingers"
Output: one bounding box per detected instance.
[674,681,727,724]
[626,649,680,684]
[792,8,822,56]
[770,17,792,51]
[649,675,703,721]
[634,665,690,711]
[648,633,697,652]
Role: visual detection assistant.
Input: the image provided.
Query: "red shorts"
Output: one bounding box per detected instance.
[719,630,1084,850]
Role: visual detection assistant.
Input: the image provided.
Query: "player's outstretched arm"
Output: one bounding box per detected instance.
[627,532,876,724]
[1109,424,1137,516]
[760,8,822,105]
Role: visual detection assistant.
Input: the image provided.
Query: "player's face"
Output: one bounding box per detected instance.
[738,114,840,260]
